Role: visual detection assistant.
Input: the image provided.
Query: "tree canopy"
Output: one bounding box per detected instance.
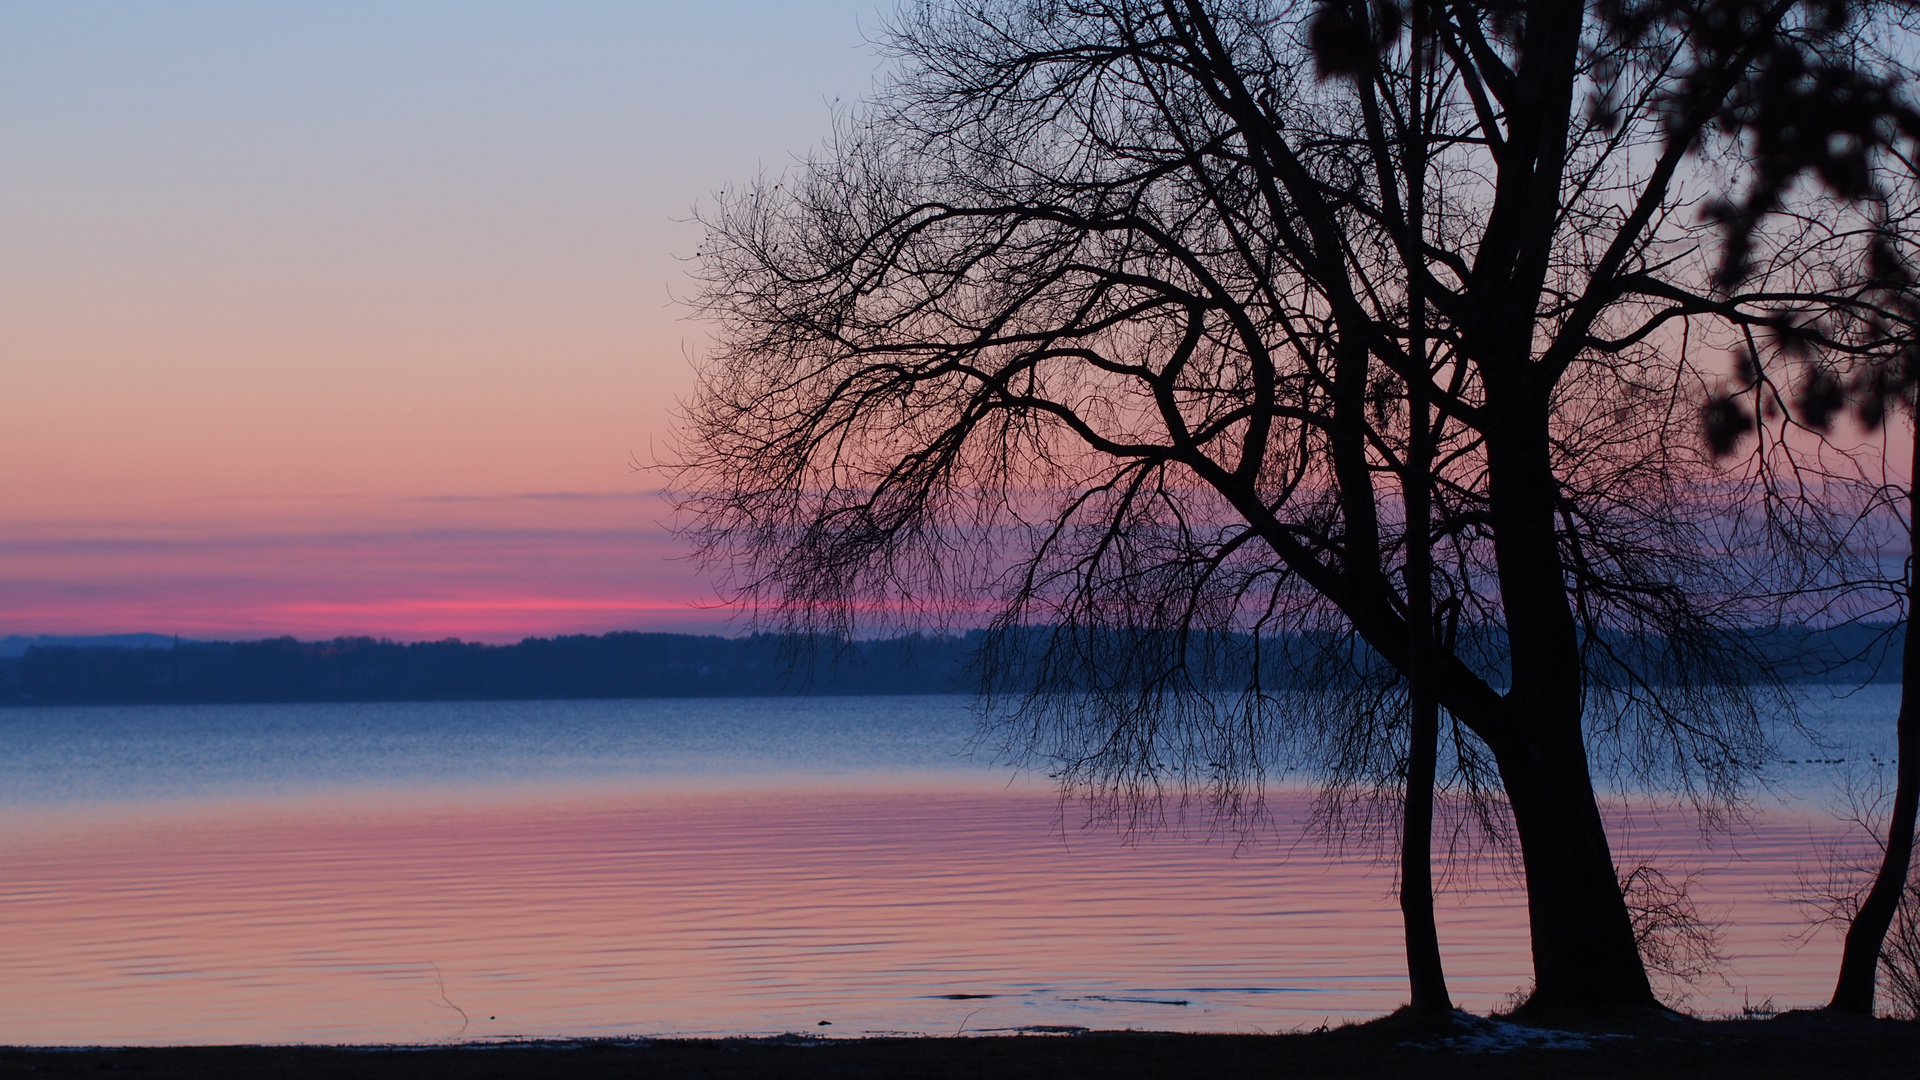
[678,0,1918,1011]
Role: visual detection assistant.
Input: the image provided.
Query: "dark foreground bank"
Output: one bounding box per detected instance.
[4,1013,1916,1079]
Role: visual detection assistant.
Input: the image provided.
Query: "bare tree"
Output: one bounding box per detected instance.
[1686,0,1920,1013]
[1791,765,1920,1015]
[1618,861,1727,1003]
[677,0,1885,1012]
[1740,379,1920,1015]
[1885,875,1920,1017]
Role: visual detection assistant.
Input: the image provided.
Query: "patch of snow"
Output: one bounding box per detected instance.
[1410,1014,1627,1053]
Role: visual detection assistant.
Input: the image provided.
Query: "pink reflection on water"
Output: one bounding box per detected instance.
[0,786,1844,1045]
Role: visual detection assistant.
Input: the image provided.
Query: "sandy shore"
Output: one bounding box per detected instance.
[3,1012,1916,1078]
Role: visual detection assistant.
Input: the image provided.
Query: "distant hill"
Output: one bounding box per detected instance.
[1739,622,1905,687]
[0,632,975,705]
[0,624,1902,706]
[0,633,187,660]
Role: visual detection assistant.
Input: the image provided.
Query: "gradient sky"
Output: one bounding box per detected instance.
[2,1,883,640]
[5,3,1906,644]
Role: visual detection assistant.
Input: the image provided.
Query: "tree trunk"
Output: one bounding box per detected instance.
[1397,0,1450,1014]
[1479,383,1656,1012]
[1828,431,1920,1015]
[1401,685,1453,1012]
[1492,723,1656,1011]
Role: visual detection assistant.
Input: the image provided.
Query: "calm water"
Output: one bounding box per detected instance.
[0,689,1903,1043]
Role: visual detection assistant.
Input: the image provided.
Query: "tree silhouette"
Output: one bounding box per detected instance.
[678,0,1893,1012]
[1677,0,1920,1016]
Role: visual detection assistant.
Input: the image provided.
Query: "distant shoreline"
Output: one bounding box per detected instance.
[0,631,976,707]
[0,625,1902,707]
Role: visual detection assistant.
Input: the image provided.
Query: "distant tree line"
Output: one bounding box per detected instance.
[0,624,1900,706]
[0,632,982,706]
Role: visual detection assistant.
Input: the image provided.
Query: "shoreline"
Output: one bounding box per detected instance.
[5,1014,1918,1079]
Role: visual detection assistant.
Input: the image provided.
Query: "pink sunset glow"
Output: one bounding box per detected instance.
[0,490,730,641]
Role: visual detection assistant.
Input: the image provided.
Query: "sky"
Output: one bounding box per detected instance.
[1,1,885,641]
[4,3,1909,646]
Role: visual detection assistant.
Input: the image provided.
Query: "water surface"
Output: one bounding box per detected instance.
[0,691,1900,1043]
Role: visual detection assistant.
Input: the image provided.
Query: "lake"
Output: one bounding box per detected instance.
[0,689,1904,1043]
